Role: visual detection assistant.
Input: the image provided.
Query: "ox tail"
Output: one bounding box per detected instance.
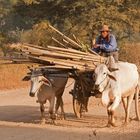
[135,85,140,121]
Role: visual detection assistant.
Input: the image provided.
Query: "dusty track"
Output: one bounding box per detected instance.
[0,79,140,140]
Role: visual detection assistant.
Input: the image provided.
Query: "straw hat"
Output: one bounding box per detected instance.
[100,25,111,32]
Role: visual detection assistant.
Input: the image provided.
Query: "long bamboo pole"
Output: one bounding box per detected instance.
[23,43,103,59]
[48,24,82,50]
[51,37,66,48]
[29,55,95,71]
[10,43,105,70]
[10,43,105,63]
[24,43,87,55]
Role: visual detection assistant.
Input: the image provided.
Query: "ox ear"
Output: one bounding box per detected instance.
[42,77,52,87]
[22,75,31,81]
[107,72,117,81]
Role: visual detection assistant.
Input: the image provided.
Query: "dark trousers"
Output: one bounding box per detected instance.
[100,51,119,62]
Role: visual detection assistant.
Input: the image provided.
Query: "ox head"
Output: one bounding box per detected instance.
[22,67,52,97]
[29,69,52,97]
[93,56,118,92]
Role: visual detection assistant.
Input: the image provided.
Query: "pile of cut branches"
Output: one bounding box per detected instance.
[9,24,106,72]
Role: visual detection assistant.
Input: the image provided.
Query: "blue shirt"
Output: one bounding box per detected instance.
[93,34,118,53]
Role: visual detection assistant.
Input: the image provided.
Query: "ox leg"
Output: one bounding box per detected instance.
[59,97,65,120]
[108,97,121,127]
[49,97,56,124]
[122,97,128,119]
[135,86,140,121]
[55,96,60,119]
[107,108,116,127]
[40,103,46,124]
[107,102,113,127]
[83,97,89,112]
[125,93,134,124]
[107,109,111,127]
[110,110,116,127]
[55,96,65,120]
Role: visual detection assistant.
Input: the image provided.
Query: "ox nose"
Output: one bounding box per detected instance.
[94,84,99,90]
[30,92,35,97]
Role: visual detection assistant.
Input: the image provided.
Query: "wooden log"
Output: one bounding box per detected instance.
[12,59,33,64]
[23,43,45,49]
[62,39,78,49]
[88,48,99,56]
[22,45,104,61]
[46,49,104,61]
[28,56,53,65]
[9,43,106,71]
[28,55,80,69]
[72,34,82,45]
[46,45,87,55]
[23,43,86,55]
[11,43,105,59]
[24,43,104,59]
[24,50,100,67]
[10,43,106,64]
[62,39,69,44]
[28,55,97,70]
[51,37,66,48]
[48,24,82,50]
[40,56,97,67]
[36,65,76,70]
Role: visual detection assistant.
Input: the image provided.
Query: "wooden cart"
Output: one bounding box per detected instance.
[69,70,99,118]
[9,24,105,118]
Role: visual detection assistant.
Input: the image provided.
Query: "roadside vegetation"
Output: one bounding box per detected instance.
[0,0,140,89]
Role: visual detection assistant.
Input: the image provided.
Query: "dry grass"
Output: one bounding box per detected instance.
[0,60,32,90]
[119,43,140,72]
[120,43,140,65]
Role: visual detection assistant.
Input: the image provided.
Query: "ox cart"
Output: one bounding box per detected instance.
[9,24,105,118]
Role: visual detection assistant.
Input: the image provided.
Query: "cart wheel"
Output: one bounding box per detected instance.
[71,80,83,118]
[73,96,82,118]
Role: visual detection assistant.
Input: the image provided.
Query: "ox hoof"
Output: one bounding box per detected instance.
[51,116,56,121]
[61,116,66,120]
[40,119,46,125]
[111,123,118,127]
[60,114,66,120]
[60,117,65,120]
[123,122,128,126]
[106,122,118,127]
[130,117,140,121]
[54,113,59,120]
[106,123,111,127]
[50,119,56,125]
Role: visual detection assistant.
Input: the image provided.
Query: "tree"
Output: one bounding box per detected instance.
[0,0,140,50]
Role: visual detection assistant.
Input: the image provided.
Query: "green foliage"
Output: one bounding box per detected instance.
[20,21,55,46]
[0,0,140,59]
[22,0,41,5]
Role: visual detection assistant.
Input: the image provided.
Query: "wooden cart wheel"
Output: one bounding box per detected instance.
[72,80,83,118]
[73,96,82,118]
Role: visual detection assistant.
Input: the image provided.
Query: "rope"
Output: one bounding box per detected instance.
[65,80,75,88]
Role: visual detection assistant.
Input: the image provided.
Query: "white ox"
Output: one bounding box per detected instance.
[94,56,140,127]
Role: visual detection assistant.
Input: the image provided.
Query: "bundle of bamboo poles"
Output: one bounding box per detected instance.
[10,43,105,71]
[9,24,106,72]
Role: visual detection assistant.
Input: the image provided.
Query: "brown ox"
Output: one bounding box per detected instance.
[23,68,69,124]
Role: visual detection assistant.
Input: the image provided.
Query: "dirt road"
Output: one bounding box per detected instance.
[0,79,140,140]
